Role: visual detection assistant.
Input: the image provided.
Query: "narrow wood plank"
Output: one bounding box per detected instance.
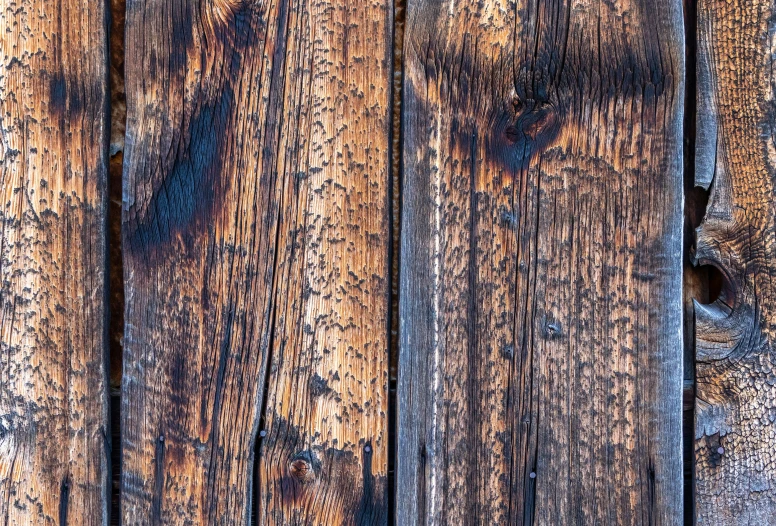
[397,0,685,523]
[0,0,110,522]
[694,0,776,522]
[121,0,392,523]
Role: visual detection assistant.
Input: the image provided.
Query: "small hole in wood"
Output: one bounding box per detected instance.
[694,264,725,305]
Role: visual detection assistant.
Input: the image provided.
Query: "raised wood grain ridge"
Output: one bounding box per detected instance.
[694,0,776,522]
[397,0,685,523]
[121,0,393,523]
[0,0,110,522]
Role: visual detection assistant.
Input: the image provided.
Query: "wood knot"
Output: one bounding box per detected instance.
[289,451,318,484]
[495,97,561,169]
[505,99,556,143]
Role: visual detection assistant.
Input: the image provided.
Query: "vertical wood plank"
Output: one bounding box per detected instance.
[121,0,392,523]
[0,0,110,522]
[397,0,685,523]
[694,0,776,522]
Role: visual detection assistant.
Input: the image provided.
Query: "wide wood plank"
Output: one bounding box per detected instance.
[694,0,776,522]
[121,0,392,523]
[397,0,685,523]
[0,0,110,522]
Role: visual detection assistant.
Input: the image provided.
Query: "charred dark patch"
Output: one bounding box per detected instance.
[210,0,265,57]
[50,72,67,114]
[409,6,676,179]
[125,85,234,251]
[48,70,88,117]
[123,0,266,258]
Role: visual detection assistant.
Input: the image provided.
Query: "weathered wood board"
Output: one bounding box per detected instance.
[121,0,392,524]
[397,0,685,523]
[0,0,110,522]
[694,0,776,522]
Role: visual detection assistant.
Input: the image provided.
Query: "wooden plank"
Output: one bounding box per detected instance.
[0,0,110,522]
[121,0,392,523]
[397,0,685,523]
[694,0,776,522]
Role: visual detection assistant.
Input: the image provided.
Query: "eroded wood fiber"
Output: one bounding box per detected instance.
[398,0,685,523]
[121,0,392,523]
[694,0,776,522]
[0,0,110,522]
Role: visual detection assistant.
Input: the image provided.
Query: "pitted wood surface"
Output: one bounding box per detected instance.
[121,0,392,523]
[694,0,776,523]
[0,0,110,522]
[397,0,685,523]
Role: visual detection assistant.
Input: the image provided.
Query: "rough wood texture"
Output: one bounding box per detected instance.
[397,0,685,523]
[121,0,392,523]
[694,0,776,522]
[0,0,110,522]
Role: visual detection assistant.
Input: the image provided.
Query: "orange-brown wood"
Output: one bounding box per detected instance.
[694,0,776,522]
[120,0,392,523]
[0,0,110,522]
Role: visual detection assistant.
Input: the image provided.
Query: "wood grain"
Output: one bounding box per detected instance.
[0,0,110,522]
[121,0,392,523]
[397,0,685,523]
[694,0,776,522]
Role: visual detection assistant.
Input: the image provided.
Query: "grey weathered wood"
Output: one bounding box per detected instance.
[397,0,686,523]
[694,0,776,523]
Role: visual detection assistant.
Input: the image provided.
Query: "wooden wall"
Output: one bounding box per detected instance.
[0,0,774,523]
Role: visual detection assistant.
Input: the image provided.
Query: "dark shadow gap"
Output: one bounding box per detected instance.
[388,0,406,523]
[107,0,126,520]
[682,1,709,524]
[251,176,284,526]
[251,300,277,526]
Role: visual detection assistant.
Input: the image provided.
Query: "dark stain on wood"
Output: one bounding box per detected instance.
[126,85,234,250]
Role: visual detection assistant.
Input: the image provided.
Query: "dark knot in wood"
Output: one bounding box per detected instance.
[289,451,318,484]
[493,96,562,171]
